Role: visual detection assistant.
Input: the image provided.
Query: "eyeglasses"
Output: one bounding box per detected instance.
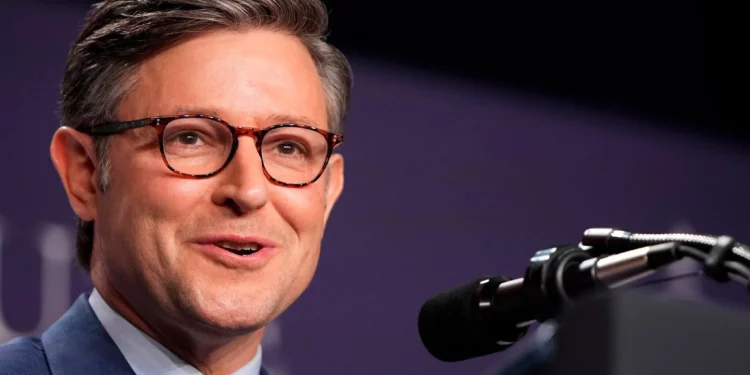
[78,114,343,187]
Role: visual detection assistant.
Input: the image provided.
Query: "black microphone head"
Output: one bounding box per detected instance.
[418,276,525,362]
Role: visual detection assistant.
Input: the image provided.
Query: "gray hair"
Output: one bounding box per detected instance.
[60,0,354,271]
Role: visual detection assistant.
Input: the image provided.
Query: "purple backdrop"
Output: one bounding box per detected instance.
[2,3,749,375]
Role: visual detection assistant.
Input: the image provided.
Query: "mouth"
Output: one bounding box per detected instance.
[194,235,277,266]
[213,240,263,256]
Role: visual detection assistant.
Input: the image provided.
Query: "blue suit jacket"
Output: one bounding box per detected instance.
[0,294,270,375]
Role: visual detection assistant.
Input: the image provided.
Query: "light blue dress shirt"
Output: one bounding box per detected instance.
[89,289,263,375]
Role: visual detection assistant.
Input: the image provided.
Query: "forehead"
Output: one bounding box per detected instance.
[118,28,328,129]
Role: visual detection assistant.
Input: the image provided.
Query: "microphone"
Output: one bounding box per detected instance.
[418,242,682,362]
[417,275,529,363]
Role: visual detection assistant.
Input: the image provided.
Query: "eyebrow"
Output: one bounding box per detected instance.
[172,106,322,129]
[175,105,220,117]
[265,114,322,128]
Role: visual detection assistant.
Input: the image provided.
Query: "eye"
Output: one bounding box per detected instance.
[163,119,226,148]
[174,131,203,146]
[277,142,303,155]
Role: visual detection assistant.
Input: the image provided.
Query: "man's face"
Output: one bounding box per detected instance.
[80,29,343,333]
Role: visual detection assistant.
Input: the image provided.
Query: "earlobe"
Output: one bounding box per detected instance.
[50,127,100,221]
[322,154,344,222]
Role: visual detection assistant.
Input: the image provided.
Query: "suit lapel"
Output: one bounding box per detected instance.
[41,293,135,375]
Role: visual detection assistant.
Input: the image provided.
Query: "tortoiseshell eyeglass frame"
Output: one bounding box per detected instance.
[77,114,344,187]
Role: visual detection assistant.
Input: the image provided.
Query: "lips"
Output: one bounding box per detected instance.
[196,235,275,257]
[215,240,262,256]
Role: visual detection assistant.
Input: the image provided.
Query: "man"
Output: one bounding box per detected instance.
[0,0,352,374]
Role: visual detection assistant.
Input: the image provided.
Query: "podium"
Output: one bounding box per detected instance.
[496,290,750,375]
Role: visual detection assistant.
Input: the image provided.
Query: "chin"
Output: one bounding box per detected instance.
[176,283,282,334]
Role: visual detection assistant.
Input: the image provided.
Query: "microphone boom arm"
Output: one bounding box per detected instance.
[417,228,750,363]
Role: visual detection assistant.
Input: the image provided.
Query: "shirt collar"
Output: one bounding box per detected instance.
[89,288,263,375]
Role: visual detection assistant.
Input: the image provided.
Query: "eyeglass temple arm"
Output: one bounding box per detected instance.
[81,118,152,135]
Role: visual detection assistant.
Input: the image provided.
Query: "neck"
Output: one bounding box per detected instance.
[90,263,264,375]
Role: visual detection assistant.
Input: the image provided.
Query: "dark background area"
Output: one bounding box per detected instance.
[65,0,738,143]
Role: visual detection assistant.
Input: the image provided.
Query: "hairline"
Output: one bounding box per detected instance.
[98,24,340,130]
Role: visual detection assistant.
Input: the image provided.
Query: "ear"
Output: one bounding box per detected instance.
[50,127,100,221]
[322,153,344,224]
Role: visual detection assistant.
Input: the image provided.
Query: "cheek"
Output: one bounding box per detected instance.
[271,185,326,240]
[113,140,208,220]
[104,149,209,255]
[122,178,204,220]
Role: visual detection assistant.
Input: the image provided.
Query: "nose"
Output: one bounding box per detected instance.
[210,136,269,215]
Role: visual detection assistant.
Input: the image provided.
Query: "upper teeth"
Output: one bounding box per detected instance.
[216,241,261,251]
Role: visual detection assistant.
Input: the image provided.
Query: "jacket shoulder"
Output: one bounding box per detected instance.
[0,336,50,375]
